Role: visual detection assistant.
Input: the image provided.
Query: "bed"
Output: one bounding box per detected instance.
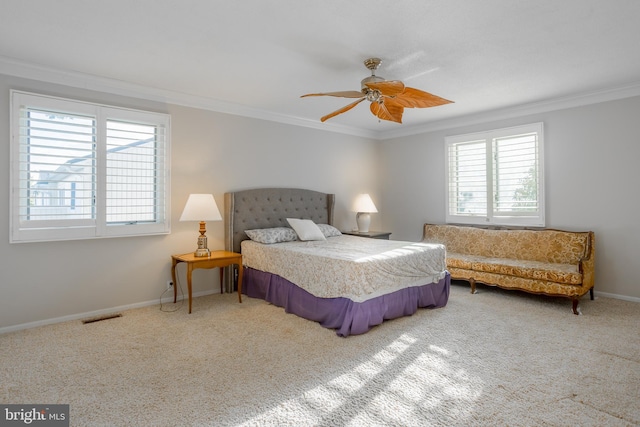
[224,188,450,337]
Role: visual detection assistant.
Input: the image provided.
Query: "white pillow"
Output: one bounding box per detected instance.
[286,218,326,241]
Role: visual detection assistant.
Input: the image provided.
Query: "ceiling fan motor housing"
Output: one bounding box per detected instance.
[361,57,384,93]
[360,58,384,102]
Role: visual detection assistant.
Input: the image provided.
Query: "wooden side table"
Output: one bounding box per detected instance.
[341,230,392,240]
[171,250,243,313]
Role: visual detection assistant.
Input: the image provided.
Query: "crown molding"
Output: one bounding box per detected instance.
[377,81,640,140]
[2,55,638,142]
[0,56,377,139]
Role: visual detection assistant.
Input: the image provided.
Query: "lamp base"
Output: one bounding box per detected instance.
[356,212,371,233]
[194,248,210,257]
[195,232,210,257]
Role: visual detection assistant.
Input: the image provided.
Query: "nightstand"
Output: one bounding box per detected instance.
[171,250,243,313]
[341,230,392,240]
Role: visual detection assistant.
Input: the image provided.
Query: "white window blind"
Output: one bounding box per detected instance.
[105,119,166,225]
[445,123,544,227]
[17,108,96,226]
[447,140,487,216]
[10,91,171,243]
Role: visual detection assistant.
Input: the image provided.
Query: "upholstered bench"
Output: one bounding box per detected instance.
[421,224,595,314]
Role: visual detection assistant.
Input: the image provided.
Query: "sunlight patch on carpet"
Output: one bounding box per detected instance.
[238,333,482,426]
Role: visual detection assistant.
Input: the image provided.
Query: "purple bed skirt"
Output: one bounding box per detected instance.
[242,267,451,337]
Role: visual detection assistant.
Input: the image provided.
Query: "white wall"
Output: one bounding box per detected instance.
[379,95,640,300]
[0,74,381,330]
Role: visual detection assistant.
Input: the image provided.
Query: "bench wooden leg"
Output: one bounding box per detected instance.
[572,299,580,315]
[590,288,594,300]
[470,278,476,294]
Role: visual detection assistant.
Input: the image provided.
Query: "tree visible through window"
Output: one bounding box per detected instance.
[512,166,538,212]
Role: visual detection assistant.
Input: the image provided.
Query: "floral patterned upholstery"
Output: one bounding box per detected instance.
[422,224,595,310]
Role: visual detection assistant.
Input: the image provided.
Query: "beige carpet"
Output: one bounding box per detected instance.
[1,282,638,426]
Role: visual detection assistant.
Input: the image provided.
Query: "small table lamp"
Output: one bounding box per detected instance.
[353,193,378,233]
[180,194,222,257]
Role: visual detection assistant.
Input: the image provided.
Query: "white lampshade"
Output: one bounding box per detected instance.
[353,194,378,233]
[180,194,222,222]
[180,194,222,257]
[353,194,378,213]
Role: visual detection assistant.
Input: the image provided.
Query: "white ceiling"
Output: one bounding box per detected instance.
[2,1,640,138]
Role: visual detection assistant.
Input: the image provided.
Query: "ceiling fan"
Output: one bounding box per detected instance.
[301,57,453,124]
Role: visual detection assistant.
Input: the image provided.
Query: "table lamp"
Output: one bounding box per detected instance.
[180,194,222,257]
[353,193,378,233]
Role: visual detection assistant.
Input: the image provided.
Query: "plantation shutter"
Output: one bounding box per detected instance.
[447,140,487,217]
[445,122,544,227]
[11,91,171,243]
[105,119,167,225]
[17,106,97,228]
[493,132,539,216]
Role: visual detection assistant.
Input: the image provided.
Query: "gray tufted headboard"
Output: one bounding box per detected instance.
[222,188,335,293]
[224,188,335,254]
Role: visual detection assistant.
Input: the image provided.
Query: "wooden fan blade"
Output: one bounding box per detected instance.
[370,99,404,123]
[394,87,454,108]
[364,80,405,97]
[301,90,364,99]
[320,97,365,122]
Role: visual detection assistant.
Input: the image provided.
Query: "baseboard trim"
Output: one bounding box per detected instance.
[594,291,640,303]
[0,289,218,335]
[2,289,637,334]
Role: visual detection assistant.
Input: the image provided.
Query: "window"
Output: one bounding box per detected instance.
[445,122,544,227]
[10,91,171,243]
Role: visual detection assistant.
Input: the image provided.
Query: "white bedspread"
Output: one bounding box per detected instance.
[241,235,447,302]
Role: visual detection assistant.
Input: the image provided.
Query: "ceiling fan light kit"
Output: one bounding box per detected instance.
[301,57,453,124]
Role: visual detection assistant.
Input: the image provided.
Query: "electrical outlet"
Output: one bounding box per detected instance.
[167,280,174,290]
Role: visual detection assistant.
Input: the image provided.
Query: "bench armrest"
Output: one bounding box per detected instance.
[579,231,595,290]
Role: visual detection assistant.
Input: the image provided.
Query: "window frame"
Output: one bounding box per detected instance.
[10,90,171,243]
[445,122,545,227]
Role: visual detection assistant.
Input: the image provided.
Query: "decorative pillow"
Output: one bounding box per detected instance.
[316,223,342,238]
[286,218,326,241]
[244,227,298,244]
